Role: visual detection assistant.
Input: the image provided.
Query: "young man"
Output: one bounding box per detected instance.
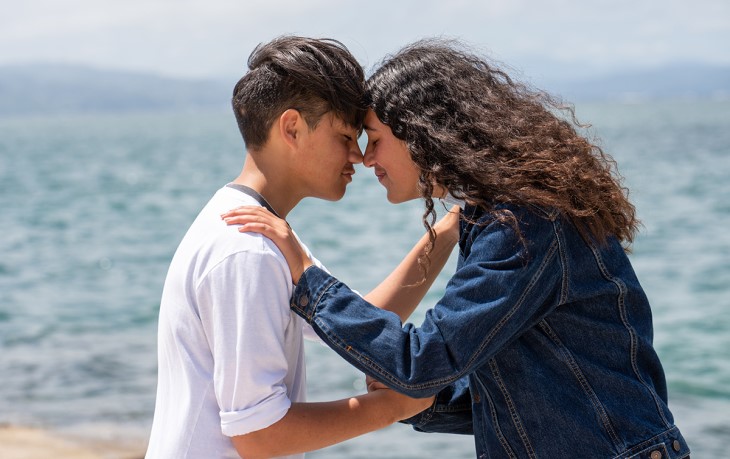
[145,36,458,459]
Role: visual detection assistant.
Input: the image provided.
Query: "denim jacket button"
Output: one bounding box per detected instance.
[299,296,309,307]
[650,451,662,459]
[672,440,681,452]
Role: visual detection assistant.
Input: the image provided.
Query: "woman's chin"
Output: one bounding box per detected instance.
[385,192,420,204]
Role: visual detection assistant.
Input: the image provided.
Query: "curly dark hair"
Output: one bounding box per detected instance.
[366,39,639,273]
[232,36,367,150]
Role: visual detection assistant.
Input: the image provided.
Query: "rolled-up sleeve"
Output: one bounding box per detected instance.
[197,246,294,437]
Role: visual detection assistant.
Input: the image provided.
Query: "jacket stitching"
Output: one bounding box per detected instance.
[538,319,622,447]
[462,237,559,373]
[587,243,671,427]
[311,227,561,393]
[489,359,536,458]
[475,373,517,459]
[553,218,570,304]
[610,426,686,459]
[308,278,337,321]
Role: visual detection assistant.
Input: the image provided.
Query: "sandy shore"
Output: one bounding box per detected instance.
[0,426,145,459]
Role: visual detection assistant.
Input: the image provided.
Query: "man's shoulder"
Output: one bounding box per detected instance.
[198,228,287,272]
[189,188,281,256]
[175,204,288,281]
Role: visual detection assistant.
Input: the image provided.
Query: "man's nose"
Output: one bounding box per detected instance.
[349,142,364,164]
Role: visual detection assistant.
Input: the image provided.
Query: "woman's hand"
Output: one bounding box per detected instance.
[365,375,434,420]
[221,206,313,284]
[365,375,389,393]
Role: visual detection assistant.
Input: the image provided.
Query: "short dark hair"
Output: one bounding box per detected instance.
[232,36,366,150]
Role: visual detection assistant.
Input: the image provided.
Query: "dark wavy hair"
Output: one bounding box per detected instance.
[366,39,639,274]
[232,36,367,150]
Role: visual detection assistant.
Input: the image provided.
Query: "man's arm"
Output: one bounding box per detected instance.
[200,240,433,459]
[232,389,433,459]
[365,206,460,322]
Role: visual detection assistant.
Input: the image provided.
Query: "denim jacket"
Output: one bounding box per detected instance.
[291,204,689,458]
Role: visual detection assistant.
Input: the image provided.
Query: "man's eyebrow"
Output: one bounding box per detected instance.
[363,123,375,131]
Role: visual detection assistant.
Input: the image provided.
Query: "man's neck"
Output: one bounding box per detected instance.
[232,153,300,219]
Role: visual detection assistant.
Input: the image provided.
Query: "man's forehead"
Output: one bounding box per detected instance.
[327,112,362,134]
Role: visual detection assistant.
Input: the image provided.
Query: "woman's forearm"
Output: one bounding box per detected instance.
[365,208,460,322]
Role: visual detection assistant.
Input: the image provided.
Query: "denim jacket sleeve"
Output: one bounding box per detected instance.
[401,375,474,435]
[290,207,564,398]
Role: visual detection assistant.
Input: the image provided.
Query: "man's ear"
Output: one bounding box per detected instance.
[278,109,304,150]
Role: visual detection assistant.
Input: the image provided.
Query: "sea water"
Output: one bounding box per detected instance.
[1,100,728,457]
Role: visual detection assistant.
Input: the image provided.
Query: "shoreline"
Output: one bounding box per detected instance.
[0,425,146,459]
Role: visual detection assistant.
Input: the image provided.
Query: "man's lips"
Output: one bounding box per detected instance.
[342,169,355,181]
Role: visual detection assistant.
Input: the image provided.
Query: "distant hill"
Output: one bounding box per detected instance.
[0,62,728,116]
[542,63,730,102]
[0,63,231,116]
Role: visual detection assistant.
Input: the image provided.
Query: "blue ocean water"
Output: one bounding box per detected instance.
[0,100,728,457]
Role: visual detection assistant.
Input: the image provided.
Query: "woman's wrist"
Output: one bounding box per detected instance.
[433,206,461,245]
[292,259,314,285]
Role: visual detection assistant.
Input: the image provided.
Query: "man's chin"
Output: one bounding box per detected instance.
[317,189,347,202]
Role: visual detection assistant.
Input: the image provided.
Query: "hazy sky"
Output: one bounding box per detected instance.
[2,0,729,81]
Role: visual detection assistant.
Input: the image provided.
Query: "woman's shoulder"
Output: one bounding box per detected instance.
[462,203,558,234]
[460,203,560,259]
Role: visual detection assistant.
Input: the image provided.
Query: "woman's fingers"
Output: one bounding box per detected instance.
[365,375,389,393]
[221,205,312,284]
[221,205,275,220]
[222,206,286,231]
[222,215,265,226]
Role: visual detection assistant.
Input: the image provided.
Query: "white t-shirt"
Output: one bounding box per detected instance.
[146,186,321,459]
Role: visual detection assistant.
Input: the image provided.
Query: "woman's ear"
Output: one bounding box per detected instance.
[278,109,304,150]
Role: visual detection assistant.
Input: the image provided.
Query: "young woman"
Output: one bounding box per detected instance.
[223,39,690,458]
